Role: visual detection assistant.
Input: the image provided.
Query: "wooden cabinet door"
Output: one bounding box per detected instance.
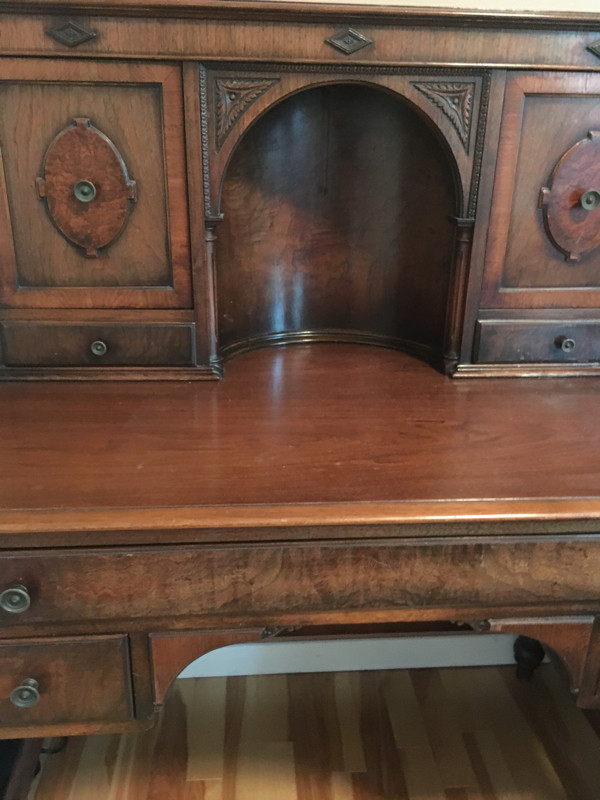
[481,72,600,309]
[0,59,191,309]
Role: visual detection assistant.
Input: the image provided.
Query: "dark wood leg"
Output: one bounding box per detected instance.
[0,739,42,800]
[514,635,546,680]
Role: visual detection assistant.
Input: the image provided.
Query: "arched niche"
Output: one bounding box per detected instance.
[214,81,460,363]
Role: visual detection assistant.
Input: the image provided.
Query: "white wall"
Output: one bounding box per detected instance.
[179,634,518,678]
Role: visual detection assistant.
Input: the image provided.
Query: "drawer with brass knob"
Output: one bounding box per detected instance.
[0,635,133,733]
[0,322,196,368]
[475,319,600,364]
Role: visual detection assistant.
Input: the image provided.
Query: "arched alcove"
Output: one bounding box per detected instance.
[215,83,458,363]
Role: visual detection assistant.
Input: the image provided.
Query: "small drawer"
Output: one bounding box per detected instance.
[0,635,133,728]
[475,320,600,364]
[1,323,195,367]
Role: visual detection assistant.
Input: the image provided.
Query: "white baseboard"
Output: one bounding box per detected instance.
[177,633,518,679]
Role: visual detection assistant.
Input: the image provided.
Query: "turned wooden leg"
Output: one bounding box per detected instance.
[513,635,546,680]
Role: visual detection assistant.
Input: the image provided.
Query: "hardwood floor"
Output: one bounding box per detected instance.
[27,662,600,800]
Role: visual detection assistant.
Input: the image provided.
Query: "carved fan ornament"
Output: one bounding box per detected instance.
[539,130,600,262]
[37,118,137,258]
[412,82,475,151]
[214,78,279,150]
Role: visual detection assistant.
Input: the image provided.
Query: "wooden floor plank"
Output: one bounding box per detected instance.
[29,662,600,800]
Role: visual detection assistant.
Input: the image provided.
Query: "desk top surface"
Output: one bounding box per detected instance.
[1,344,600,541]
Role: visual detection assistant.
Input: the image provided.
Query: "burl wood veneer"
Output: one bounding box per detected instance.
[2,2,600,790]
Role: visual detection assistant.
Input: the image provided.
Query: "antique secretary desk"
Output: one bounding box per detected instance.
[2,0,600,785]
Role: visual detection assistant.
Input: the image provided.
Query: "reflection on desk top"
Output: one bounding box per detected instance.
[1,344,600,540]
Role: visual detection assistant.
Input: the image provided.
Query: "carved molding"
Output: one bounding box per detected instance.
[214,77,279,150]
[468,71,491,219]
[412,81,475,151]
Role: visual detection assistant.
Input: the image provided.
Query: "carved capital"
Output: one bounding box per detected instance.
[412,81,475,152]
[214,77,279,150]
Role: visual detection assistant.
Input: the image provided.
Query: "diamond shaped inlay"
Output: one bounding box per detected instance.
[588,39,600,59]
[47,21,97,48]
[325,28,374,56]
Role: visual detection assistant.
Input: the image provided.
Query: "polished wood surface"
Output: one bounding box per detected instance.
[26,662,600,800]
[2,345,600,536]
[216,85,455,360]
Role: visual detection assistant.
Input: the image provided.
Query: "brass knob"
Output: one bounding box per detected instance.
[10,679,40,708]
[580,190,600,211]
[555,335,576,353]
[0,585,31,614]
[73,179,96,203]
[90,340,108,357]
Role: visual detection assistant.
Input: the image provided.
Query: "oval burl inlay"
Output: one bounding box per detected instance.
[539,130,600,262]
[37,117,137,258]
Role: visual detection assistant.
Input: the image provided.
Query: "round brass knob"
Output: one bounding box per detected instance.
[555,335,576,353]
[90,340,108,357]
[0,585,31,614]
[580,190,600,211]
[73,179,97,203]
[10,679,40,708]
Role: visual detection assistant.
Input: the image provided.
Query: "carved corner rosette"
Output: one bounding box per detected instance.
[214,77,280,151]
[37,117,137,258]
[412,81,475,153]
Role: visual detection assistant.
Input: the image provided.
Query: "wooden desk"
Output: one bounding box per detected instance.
[1,344,600,743]
[2,0,600,761]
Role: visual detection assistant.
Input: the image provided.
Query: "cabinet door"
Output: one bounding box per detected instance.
[0,59,191,309]
[481,72,600,309]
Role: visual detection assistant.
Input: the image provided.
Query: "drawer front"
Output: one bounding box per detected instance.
[2,539,600,628]
[0,636,133,728]
[475,319,600,363]
[1,323,195,367]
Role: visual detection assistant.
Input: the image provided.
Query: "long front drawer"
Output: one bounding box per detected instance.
[2,539,600,627]
[475,319,600,363]
[1,323,196,367]
[0,635,133,728]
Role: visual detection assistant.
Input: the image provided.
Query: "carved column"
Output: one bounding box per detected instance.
[443,217,474,375]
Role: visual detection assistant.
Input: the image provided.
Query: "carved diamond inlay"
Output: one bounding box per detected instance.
[47,21,97,48]
[412,82,475,151]
[214,78,279,150]
[325,28,374,56]
[588,39,600,59]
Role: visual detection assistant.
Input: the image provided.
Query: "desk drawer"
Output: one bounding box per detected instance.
[475,319,600,363]
[2,540,600,628]
[1,323,195,367]
[0,635,133,729]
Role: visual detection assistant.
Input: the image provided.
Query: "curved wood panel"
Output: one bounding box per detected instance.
[37,117,136,258]
[539,130,600,262]
[216,84,456,360]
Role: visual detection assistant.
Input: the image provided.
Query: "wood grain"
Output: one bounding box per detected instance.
[216,84,455,360]
[26,662,600,799]
[2,345,600,536]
